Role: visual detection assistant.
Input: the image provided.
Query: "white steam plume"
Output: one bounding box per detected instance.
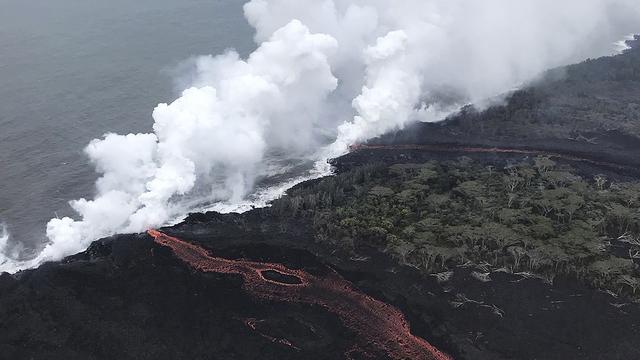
[2,0,639,273]
[615,33,638,52]
[43,19,339,264]
[0,223,17,271]
[0,223,9,255]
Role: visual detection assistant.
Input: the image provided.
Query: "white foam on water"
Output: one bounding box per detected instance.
[0,223,22,273]
[200,158,334,215]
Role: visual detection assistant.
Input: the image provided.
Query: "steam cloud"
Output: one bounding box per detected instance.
[1,0,639,273]
[0,223,14,270]
[0,224,8,253]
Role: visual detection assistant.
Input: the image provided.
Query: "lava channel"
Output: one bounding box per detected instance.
[148,230,452,360]
[349,143,636,172]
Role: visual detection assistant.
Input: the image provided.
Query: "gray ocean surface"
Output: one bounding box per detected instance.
[0,0,253,255]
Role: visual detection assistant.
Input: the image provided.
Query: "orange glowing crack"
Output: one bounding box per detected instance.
[148,229,452,360]
[241,318,301,351]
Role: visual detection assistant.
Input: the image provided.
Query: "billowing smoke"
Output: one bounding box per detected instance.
[1,0,639,273]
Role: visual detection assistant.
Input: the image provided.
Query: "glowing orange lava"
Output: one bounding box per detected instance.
[148,230,452,360]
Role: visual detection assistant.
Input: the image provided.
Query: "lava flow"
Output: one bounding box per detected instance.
[148,230,452,360]
[349,143,637,172]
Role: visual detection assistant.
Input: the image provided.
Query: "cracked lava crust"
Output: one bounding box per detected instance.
[148,229,452,360]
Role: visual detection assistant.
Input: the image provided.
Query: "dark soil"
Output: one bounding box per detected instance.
[3,215,640,359]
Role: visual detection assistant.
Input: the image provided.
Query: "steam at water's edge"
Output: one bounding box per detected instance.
[1,0,639,274]
[0,223,13,268]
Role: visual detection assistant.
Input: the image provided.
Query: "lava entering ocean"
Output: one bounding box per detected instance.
[148,230,452,360]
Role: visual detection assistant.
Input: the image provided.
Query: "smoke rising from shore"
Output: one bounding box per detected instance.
[1,0,639,273]
[0,224,8,252]
[0,223,14,270]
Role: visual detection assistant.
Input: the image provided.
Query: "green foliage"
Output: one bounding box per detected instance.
[273,157,640,298]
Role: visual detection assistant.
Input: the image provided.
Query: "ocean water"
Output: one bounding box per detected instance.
[0,0,253,256]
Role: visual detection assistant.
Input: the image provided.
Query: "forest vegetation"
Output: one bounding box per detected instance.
[272,156,640,299]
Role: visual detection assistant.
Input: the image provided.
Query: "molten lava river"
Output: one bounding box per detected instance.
[148,230,452,360]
